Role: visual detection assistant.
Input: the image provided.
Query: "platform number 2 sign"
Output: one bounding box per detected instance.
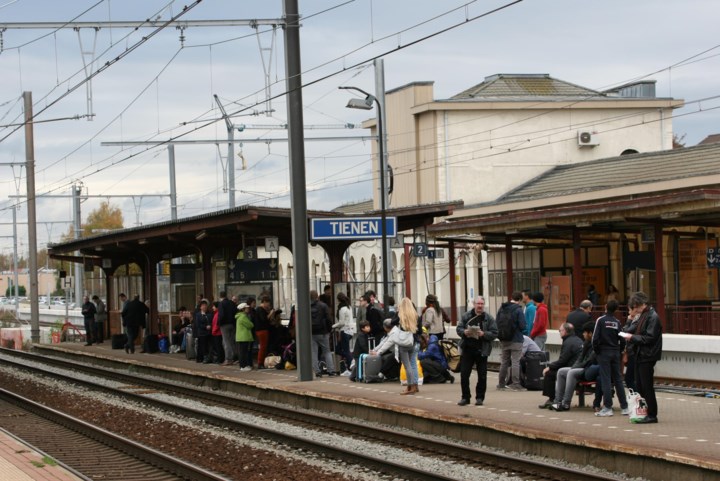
[413,243,428,257]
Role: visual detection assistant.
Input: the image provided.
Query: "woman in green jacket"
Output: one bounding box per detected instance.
[235,303,255,371]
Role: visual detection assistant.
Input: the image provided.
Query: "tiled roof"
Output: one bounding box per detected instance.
[332,199,374,214]
[450,73,602,101]
[698,133,720,145]
[495,143,720,204]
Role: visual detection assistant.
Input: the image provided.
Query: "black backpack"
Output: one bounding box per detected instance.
[496,303,516,341]
[310,301,328,333]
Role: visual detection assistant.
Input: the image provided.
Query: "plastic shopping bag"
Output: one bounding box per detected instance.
[627,389,648,423]
[400,360,424,386]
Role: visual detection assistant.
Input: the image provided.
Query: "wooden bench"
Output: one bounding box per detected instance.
[575,380,596,408]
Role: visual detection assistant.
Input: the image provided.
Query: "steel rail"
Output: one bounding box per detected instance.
[1,349,623,481]
[0,388,232,481]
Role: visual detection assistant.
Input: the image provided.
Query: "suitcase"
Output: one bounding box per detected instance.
[142,334,159,353]
[185,331,196,360]
[522,350,546,390]
[111,334,128,350]
[358,353,383,383]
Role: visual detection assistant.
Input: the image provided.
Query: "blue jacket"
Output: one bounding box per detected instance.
[418,335,447,369]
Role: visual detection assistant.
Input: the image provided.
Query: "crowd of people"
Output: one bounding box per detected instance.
[105,283,662,424]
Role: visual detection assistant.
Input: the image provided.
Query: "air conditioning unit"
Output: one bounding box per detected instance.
[578,130,599,146]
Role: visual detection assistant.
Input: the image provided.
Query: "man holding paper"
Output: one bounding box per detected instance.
[456,296,498,406]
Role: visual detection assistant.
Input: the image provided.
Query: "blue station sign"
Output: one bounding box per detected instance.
[311,217,397,240]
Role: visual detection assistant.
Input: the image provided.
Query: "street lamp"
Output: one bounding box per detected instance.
[339,86,390,314]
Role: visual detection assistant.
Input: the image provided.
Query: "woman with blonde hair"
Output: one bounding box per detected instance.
[374,297,420,394]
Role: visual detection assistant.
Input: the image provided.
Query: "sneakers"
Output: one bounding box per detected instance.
[496,384,507,390]
[240,366,252,372]
[340,370,352,377]
[507,384,526,392]
[621,407,631,416]
[549,403,569,412]
[595,407,614,417]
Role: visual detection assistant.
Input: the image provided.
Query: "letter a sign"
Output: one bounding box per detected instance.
[265,237,279,252]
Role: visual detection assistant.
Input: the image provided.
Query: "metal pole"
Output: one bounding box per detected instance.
[23,92,40,343]
[73,184,83,305]
[168,145,177,220]
[12,205,19,307]
[375,99,390,315]
[283,0,312,381]
[228,126,235,208]
[374,59,393,307]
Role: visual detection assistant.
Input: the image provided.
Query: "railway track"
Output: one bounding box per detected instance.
[0,389,230,481]
[0,348,623,481]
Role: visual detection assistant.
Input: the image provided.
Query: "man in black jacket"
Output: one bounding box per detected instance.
[497,291,526,391]
[310,290,336,377]
[592,300,629,417]
[456,296,498,406]
[567,300,592,339]
[217,291,237,366]
[538,323,583,408]
[621,291,662,424]
[121,295,149,354]
[81,296,96,346]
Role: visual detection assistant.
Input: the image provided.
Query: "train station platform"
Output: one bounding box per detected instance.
[34,342,720,481]
[0,429,84,481]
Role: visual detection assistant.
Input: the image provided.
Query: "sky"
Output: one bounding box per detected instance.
[0,0,719,257]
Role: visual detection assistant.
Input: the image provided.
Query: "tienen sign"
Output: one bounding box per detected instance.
[311,217,397,240]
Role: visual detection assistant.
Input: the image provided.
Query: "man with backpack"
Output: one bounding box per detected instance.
[497,291,527,391]
[310,289,336,377]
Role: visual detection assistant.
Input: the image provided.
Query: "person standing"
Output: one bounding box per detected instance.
[496,291,526,391]
[81,296,96,346]
[121,295,148,354]
[587,285,600,307]
[521,289,536,336]
[422,294,445,340]
[332,292,355,375]
[373,297,420,395]
[592,300,630,417]
[92,295,106,344]
[456,296,498,406]
[361,293,384,343]
[310,290,336,377]
[217,291,238,366]
[235,302,254,372]
[530,292,548,350]
[193,299,212,363]
[621,291,662,424]
[254,295,273,369]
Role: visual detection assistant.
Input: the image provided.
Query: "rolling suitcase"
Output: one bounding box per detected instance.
[185,330,196,360]
[522,350,546,390]
[358,353,383,383]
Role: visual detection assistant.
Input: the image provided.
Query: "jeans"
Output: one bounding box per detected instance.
[533,334,547,351]
[93,321,104,342]
[311,333,336,374]
[598,349,627,409]
[399,343,419,385]
[498,341,522,386]
[83,318,95,344]
[125,325,139,353]
[220,323,236,361]
[555,367,584,405]
[635,360,658,418]
[337,331,353,366]
[459,349,488,401]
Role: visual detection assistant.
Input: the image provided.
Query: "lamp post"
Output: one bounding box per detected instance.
[339,86,389,314]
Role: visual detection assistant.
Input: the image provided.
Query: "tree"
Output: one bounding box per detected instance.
[83,201,124,237]
[61,201,124,241]
[672,133,686,149]
[6,285,26,297]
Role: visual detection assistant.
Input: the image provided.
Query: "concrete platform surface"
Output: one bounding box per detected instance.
[0,429,83,481]
[33,343,720,479]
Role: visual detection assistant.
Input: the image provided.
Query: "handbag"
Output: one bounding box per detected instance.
[396,328,414,348]
[264,355,281,369]
[627,389,648,423]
